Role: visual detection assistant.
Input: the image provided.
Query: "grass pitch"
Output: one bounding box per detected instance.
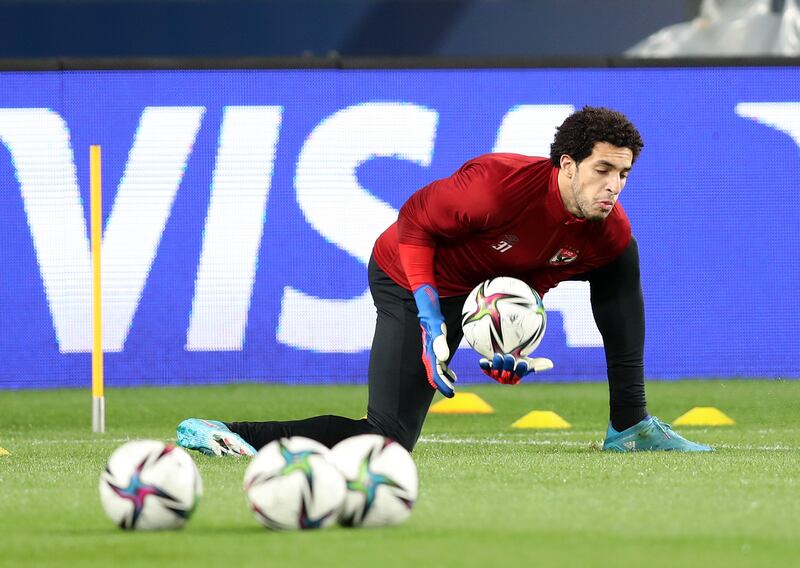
[1,380,799,568]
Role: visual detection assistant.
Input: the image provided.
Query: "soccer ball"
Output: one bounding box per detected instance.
[461,277,547,359]
[99,440,202,530]
[330,434,418,528]
[243,436,346,530]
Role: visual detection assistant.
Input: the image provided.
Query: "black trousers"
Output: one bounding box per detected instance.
[228,239,648,451]
[227,256,468,452]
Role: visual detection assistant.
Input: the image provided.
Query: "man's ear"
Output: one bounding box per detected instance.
[559,154,575,178]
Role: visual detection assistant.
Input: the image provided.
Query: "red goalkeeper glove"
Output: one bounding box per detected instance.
[479,353,554,385]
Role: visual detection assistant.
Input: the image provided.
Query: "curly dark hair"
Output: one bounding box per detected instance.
[550,106,644,167]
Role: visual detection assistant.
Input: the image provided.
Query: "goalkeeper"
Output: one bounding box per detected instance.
[177,106,711,455]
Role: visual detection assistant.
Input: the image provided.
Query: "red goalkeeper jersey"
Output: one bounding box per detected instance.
[372,153,632,297]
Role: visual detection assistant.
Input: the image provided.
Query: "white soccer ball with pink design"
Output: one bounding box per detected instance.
[99,440,202,530]
[461,277,547,359]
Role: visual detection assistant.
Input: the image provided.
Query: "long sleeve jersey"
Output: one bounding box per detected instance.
[372,153,632,297]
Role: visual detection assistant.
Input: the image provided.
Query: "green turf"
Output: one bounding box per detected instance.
[1,380,799,567]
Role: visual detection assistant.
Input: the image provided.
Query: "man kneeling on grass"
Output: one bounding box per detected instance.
[177,106,712,457]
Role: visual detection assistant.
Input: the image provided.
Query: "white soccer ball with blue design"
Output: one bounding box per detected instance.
[461,277,547,359]
[330,434,418,528]
[243,436,346,530]
[99,440,203,530]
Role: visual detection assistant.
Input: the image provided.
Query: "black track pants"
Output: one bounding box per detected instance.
[229,239,648,447]
[227,257,467,452]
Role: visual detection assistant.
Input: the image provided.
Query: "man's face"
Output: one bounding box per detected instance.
[561,142,634,222]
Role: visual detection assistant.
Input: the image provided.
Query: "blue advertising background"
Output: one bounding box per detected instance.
[1,67,799,389]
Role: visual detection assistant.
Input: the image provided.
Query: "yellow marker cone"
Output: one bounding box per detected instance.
[0,447,10,457]
[512,410,571,429]
[673,407,735,426]
[430,392,495,414]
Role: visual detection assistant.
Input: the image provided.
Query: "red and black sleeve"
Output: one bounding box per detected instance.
[583,237,646,410]
[396,159,499,290]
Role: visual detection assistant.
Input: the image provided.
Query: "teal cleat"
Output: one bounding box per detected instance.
[176,418,257,457]
[603,416,713,452]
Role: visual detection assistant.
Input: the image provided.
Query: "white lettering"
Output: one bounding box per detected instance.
[0,109,90,352]
[540,281,602,347]
[186,106,283,351]
[278,103,438,352]
[493,104,574,156]
[736,102,800,148]
[0,107,204,352]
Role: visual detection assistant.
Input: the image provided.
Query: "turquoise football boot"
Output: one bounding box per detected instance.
[603,416,713,452]
[176,418,257,457]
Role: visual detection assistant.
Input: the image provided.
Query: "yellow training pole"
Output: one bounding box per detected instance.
[90,145,105,433]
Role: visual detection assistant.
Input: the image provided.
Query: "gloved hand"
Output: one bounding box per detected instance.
[413,284,457,398]
[479,353,554,385]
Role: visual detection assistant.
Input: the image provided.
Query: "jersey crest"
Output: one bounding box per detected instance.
[549,247,579,265]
